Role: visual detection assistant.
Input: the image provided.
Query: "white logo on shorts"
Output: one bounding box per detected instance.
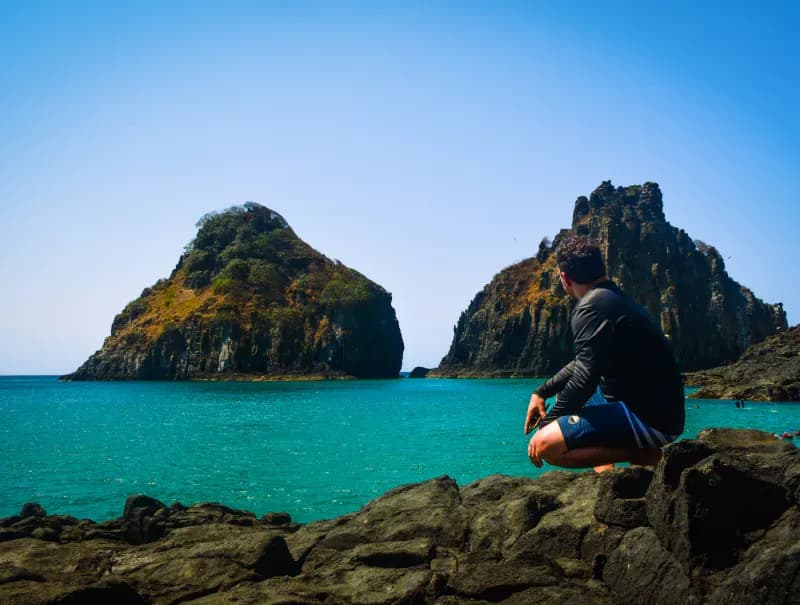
[568,415,580,425]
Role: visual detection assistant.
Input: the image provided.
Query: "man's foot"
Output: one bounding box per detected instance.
[594,464,615,473]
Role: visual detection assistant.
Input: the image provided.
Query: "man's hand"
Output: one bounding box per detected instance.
[524,393,547,435]
[528,434,543,467]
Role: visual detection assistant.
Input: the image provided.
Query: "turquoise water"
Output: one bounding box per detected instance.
[2,376,799,523]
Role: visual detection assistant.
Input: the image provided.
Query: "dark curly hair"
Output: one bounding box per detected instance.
[555,235,606,284]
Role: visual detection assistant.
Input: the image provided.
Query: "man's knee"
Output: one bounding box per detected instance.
[533,421,568,464]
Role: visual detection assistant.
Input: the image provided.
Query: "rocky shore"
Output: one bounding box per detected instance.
[2,429,799,604]
[686,325,800,401]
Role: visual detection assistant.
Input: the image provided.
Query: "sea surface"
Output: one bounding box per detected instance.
[2,376,799,524]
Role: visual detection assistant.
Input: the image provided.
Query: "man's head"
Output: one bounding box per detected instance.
[555,235,606,297]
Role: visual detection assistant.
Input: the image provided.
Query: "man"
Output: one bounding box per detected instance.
[524,235,685,471]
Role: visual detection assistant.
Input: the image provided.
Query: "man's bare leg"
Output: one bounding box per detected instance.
[545,445,662,468]
[529,421,662,470]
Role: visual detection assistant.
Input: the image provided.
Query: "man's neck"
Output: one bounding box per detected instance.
[573,276,609,299]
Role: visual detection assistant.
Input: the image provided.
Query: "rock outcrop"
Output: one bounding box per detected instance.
[62,203,404,380]
[433,182,786,377]
[686,325,800,401]
[2,429,798,604]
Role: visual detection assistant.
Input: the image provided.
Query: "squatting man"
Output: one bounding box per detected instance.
[524,236,685,472]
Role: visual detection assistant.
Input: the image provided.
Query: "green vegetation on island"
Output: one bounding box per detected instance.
[63,203,404,380]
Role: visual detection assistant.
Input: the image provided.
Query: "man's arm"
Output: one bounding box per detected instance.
[534,361,575,399]
[525,361,575,434]
[540,306,613,426]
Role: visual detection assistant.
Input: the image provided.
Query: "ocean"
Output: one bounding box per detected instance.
[1,376,798,524]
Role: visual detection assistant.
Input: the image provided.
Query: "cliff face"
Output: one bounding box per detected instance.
[686,325,800,401]
[435,181,786,376]
[63,203,403,380]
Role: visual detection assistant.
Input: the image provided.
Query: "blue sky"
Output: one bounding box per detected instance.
[1,1,797,374]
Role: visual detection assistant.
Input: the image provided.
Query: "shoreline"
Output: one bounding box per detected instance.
[14,372,800,403]
[58,372,366,383]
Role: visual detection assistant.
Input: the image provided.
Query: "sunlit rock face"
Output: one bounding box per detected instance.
[434,181,786,376]
[63,203,403,380]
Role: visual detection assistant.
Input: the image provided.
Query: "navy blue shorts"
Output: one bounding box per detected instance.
[556,389,678,451]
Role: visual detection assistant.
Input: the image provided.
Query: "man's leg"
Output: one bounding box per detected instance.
[530,419,661,469]
[593,463,615,473]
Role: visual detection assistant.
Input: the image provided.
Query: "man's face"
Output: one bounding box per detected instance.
[557,270,577,298]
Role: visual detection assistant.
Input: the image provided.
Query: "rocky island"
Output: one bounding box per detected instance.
[62,203,404,380]
[686,325,800,401]
[1,429,797,604]
[433,182,786,377]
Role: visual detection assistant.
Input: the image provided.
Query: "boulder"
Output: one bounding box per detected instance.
[122,495,168,545]
[594,466,653,529]
[647,429,795,572]
[603,527,697,605]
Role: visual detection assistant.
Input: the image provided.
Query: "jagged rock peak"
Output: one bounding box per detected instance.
[573,180,664,227]
[434,182,786,377]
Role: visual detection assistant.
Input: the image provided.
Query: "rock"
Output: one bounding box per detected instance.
[30,528,59,543]
[0,539,128,604]
[409,366,431,378]
[109,524,296,603]
[313,476,466,553]
[351,538,435,568]
[0,508,87,544]
[686,324,800,401]
[445,555,562,601]
[1,429,799,604]
[0,566,46,585]
[647,429,796,575]
[168,501,258,529]
[500,584,613,605]
[433,182,786,377]
[20,504,45,519]
[603,527,697,605]
[61,202,404,381]
[594,466,653,529]
[459,473,569,558]
[284,515,353,565]
[262,512,292,526]
[510,474,601,561]
[579,522,626,573]
[706,508,800,604]
[122,494,167,545]
[0,530,28,542]
[48,579,148,605]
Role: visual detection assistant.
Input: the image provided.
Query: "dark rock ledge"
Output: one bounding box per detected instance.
[1,429,798,605]
[686,325,800,401]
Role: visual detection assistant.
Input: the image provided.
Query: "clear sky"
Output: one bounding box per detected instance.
[1,1,798,374]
